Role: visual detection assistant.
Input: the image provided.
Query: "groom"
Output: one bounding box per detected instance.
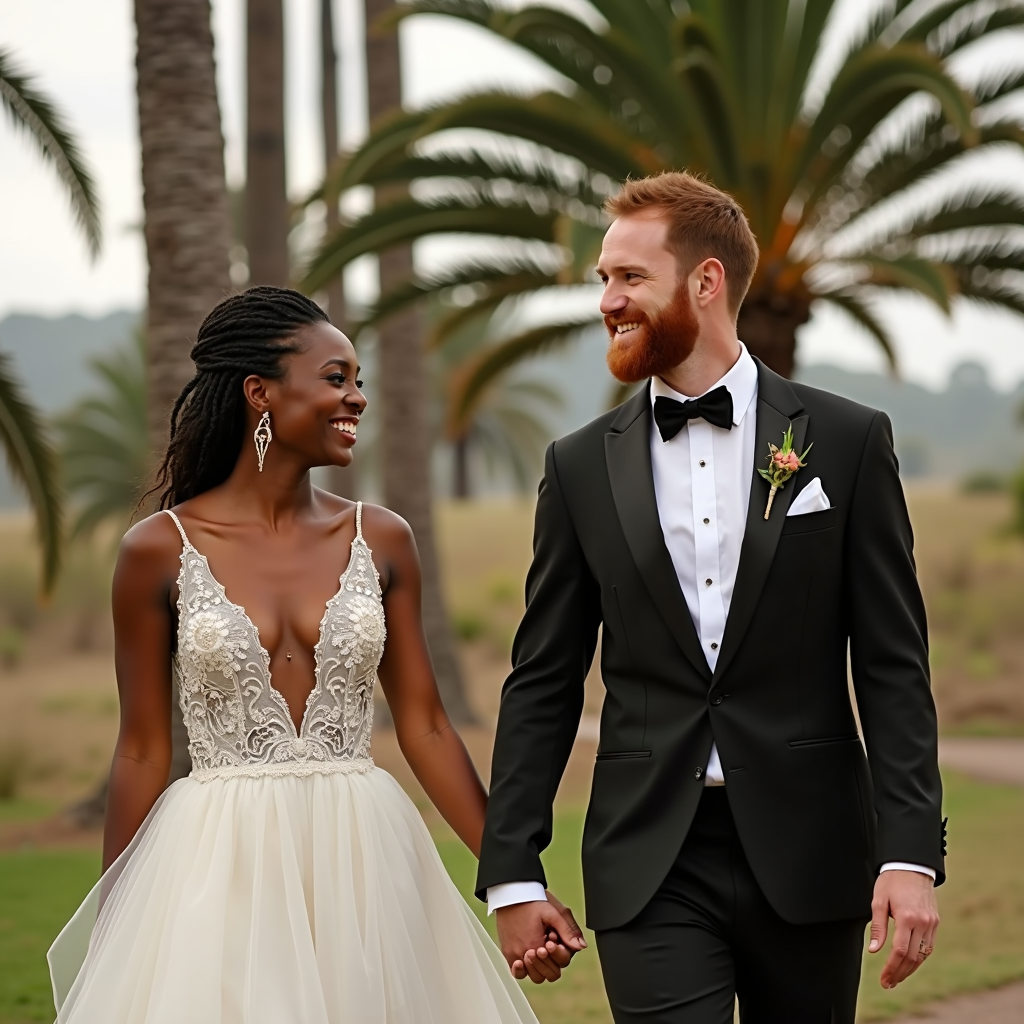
[477,172,945,1022]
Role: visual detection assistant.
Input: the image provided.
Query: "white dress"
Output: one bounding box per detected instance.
[48,504,538,1024]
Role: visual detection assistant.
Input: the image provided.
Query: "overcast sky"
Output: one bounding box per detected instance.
[2,0,1023,390]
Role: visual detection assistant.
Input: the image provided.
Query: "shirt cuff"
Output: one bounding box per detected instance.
[486,881,548,915]
[880,861,937,882]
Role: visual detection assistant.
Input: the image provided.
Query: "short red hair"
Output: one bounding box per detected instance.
[605,172,759,316]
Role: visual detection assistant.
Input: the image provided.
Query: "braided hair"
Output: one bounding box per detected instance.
[150,286,329,509]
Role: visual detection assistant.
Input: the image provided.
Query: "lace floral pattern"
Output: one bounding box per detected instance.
[167,507,385,782]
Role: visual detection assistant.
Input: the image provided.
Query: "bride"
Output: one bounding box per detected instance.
[48,286,584,1022]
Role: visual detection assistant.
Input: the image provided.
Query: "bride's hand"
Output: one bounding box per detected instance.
[497,891,586,984]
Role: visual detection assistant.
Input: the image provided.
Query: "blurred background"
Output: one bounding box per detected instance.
[1,1,1024,1021]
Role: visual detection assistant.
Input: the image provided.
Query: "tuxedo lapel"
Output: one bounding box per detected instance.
[713,361,807,682]
[605,387,712,682]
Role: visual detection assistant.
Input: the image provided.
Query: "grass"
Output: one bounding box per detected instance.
[0,850,100,1024]
[436,770,1024,1023]
[857,771,1024,1020]
[0,777,1021,1023]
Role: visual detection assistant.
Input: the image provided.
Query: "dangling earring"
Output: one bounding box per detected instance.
[254,411,272,472]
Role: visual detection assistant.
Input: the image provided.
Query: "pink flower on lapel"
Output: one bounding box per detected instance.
[758,426,812,520]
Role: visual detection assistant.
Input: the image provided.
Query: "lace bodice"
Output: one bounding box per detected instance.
[165,504,384,782]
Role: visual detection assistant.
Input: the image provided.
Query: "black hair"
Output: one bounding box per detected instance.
[149,285,329,509]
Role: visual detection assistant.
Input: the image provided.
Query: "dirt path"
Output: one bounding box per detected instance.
[886,980,1024,1023]
[938,737,1024,786]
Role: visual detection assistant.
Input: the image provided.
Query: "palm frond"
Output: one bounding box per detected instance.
[0,353,62,591]
[302,195,560,292]
[353,257,559,341]
[415,91,662,179]
[814,289,897,370]
[58,335,147,540]
[919,2,1024,59]
[450,314,601,427]
[952,271,1024,318]
[788,43,977,223]
[0,48,101,257]
[830,254,957,313]
[904,189,1024,240]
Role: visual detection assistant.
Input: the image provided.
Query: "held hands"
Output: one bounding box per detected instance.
[495,891,587,984]
[868,870,940,989]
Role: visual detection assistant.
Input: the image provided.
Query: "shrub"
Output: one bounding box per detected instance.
[0,625,26,668]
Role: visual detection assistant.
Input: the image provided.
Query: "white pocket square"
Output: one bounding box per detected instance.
[787,476,830,516]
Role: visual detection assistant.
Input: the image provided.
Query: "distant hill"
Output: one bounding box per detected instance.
[0,310,1021,508]
[0,310,139,507]
[795,362,1024,478]
[541,334,1024,480]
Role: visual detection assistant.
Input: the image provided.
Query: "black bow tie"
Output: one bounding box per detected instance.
[653,386,734,441]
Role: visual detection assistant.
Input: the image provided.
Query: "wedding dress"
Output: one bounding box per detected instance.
[48,503,538,1024]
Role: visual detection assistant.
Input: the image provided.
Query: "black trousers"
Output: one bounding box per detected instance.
[595,788,866,1024]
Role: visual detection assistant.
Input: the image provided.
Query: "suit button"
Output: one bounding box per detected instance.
[694,766,703,779]
[711,695,723,705]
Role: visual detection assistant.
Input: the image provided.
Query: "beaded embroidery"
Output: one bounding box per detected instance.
[165,504,384,782]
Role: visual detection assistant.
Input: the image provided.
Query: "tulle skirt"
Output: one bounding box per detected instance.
[48,766,538,1024]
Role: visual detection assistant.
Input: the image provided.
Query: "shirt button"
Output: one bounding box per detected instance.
[703,517,710,524]
[710,642,718,650]
[694,767,703,779]
[705,578,713,586]
[699,460,706,467]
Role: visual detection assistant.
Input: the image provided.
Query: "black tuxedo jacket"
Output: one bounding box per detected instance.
[477,359,945,931]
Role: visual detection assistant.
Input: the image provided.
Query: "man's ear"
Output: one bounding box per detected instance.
[243,375,270,415]
[693,258,727,307]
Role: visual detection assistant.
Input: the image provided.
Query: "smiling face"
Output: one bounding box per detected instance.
[597,210,701,383]
[245,320,366,471]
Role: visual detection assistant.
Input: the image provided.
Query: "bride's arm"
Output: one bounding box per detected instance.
[102,516,179,871]
[370,509,488,856]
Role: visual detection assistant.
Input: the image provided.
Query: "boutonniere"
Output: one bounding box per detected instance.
[758,427,812,520]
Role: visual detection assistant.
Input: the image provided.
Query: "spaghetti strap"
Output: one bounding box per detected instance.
[163,509,193,550]
[355,501,363,541]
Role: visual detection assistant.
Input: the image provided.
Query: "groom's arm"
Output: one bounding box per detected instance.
[846,411,944,877]
[477,442,601,898]
[846,411,943,988]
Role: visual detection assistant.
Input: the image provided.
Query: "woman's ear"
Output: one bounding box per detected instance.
[242,375,270,415]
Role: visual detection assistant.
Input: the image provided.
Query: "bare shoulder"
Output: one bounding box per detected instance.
[358,502,415,551]
[117,509,184,578]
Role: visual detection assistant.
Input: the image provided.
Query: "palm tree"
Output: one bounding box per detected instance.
[1,48,102,589]
[134,0,233,783]
[448,375,562,498]
[432,301,563,497]
[58,334,148,541]
[247,0,289,286]
[321,0,348,325]
[304,0,1024,393]
[362,0,475,723]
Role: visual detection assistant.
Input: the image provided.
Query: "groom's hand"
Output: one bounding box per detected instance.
[868,870,940,989]
[495,891,586,984]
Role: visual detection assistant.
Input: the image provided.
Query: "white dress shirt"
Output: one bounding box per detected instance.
[487,344,932,914]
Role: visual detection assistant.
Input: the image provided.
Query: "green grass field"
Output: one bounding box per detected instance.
[1,771,1022,1024]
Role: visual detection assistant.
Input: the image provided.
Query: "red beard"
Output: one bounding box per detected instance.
[605,282,700,384]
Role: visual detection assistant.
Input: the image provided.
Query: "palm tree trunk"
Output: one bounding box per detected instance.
[246,0,289,286]
[321,0,358,501]
[135,0,232,785]
[453,435,470,499]
[321,0,346,328]
[365,0,475,723]
[736,293,811,380]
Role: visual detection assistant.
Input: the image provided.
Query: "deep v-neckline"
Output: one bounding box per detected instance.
[166,509,363,737]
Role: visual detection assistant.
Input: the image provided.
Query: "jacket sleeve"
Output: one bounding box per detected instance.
[475,442,602,899]
[846,411,945,882]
